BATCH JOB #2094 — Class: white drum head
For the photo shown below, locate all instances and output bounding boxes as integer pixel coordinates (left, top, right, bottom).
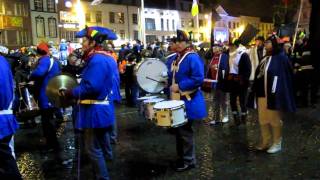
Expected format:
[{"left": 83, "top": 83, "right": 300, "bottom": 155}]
[
  {"left": 143, "top": 98, "right": 164, "bottom": 103},
  {"left": 154, "top": 100, "right": 185, "bottom": 109},
  {"left": 135, "top": 58, "right": 168, "bottom": 93},
  {"left": 137, "top": 96, "right": 158, "bottom": 101}
]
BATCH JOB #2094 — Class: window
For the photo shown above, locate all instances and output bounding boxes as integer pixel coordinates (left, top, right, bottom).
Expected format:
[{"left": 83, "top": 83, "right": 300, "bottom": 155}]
[
  {"left": 172, "top": 20, "right": 175, "bottom": 30},
  {"left": 96, "top": 11, "right": 102, "bottom": 23},
  {"left": 118, "top": 13, "right": 125, "bottom": 24},
  {"left": 7, "top": 30, "right": 18, "bottom": 45},
  {"left": 167, "top": 19, "right": 169, "bottom": 31},
  {"left": 0, "top": 30, "right": 6, "bottom": 44},
  {"left": 120, "top": 30, "right": 125, "bottom": 40},
  {"left": 145, "top": 18, "right": 155, "bottom": 30},
  {"left": 48, "top": 17, "right": 57, "bottom": 38},
  {"left": 181, "top": 20, "right": 185, "bottom": 28},
  {"left": 132, "top": 13, "right": 138, "bottom": 24},
  {"left": 109, "top": 12, "right": 115, "bottom": 23},
  {"left": 36, "top": 16, "right": 45, "bottom": 38},
  {"left": 47, "top": 0, "right": 56, "bottom": 12},
  {"left": 189, "top": 19, "right": 194, "bottom": 28},
  {"left": 233, "top": 22, "right": 236, "bottom": 29},
  {"left": 34, "top": 0, "right": 43, "bottom": 11},
  {"left": 237, "top": 22, "right": 239, "bottom": 28},
  {"left": 161, "top": 18, "right": 164, "bottom": 31},
  {"left": 180, "top": 3, "right": 184, "bottom": 10},
  {"left": 86, "top": 13, "right": 91, "bottom": 22},
  {"left": 199, "top": 19, "right": 204, "bottom": 27},
  {"left": 134, "top": 30, "right": 139, "bottom": 40},
  {"left": 200, "top": 33, "right": 204, "bottom": 41},
  {"left": 0, "top": 1, "right": 4, "bottom": 14},
  {"left": 228, "top": 22, "right": 231, "bottom": 28}
]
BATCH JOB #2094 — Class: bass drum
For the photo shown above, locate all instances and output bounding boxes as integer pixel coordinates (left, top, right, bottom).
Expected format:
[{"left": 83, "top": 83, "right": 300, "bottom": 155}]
[{"left": 135, "top": 58, "right": 168, "bottom": 94}]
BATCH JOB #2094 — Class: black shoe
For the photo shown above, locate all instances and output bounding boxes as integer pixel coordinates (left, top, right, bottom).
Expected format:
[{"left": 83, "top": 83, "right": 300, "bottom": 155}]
[
  {"left": 175, "top": 162, "right": 196, "bottom": 172},
  {"left": 241, "top": 115, "right": 247, "bottom": 124}
]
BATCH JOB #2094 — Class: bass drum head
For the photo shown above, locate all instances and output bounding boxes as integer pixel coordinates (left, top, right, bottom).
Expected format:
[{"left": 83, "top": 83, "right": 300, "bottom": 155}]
[{"left": 135, "top": 58, "right": 168, "bottom": 93}]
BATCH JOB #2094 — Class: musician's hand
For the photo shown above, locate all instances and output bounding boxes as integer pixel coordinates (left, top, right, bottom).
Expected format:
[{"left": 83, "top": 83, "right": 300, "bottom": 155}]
[
  {"left": 59, "top": 88, "right": 73, "bottom": 99},
  {"left": 59, "top": 88, "right": 66, "bottom": 97},
  {"left": 170, "top": 84, "right": 180, "bottom": 93},
  {"left": 28, "top": 81, "right": 34, "bottom": 86},
  {"left": 161, "top": 80, "right": 168, "bottom": 87}
]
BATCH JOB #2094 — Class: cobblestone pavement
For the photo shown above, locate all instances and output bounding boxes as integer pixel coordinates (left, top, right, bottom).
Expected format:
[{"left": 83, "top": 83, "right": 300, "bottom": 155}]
[{"left": 15, "top": 93, "right": 320, "bottom": 180}]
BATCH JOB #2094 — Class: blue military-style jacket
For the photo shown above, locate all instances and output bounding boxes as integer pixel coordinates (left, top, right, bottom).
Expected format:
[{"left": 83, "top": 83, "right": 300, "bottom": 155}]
[
  {"left": 0, "top": 56, "right": 19, "bottom": 139},
  {"left": 166, "top": 51, "right": 207, "bottom": 120}
]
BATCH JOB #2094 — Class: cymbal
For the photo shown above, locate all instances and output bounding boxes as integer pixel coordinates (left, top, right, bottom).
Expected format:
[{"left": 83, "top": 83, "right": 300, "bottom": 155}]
[{"left": 46, "top": 75, "right": 78, "bottom": 108}]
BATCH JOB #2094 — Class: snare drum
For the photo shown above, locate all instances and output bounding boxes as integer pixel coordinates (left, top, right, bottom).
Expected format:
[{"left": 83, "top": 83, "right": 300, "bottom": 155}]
[
  {"left": 137, "top": 96, "right": 158, "bottom": 115},
  {"left": 143, "top": 98, "right": 164, "bottom": 120},
  {"left": 153, "top": 100, "right": 187, "bottom": 128}
]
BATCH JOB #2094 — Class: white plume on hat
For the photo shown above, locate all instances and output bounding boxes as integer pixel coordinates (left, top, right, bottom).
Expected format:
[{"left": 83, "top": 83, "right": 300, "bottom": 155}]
[{"left": 0, "top": 45, "right": 9, "bottom": 55}]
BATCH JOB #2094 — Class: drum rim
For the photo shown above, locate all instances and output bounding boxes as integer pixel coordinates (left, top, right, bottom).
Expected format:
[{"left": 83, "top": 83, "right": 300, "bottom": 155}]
[
  {"left": 153, "top": 104, "right": 185, "bottom": 111},
  {"left": 134, "top": 58, "right": 167, "bottom": 94},
  {"left": 153, "top": 100, "right": 185, "bottom": 109},
  {"left": 137, "top": 95, "right": 158, "bottom": 100},
  {"left": 143, "top": 98, "right": 165, "bottom": 103}
]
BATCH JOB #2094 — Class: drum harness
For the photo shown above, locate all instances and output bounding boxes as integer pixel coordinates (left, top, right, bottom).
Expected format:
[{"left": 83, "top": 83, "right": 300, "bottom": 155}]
[{"left": 171, "top": 51, "right": 199, "bottom": 101}]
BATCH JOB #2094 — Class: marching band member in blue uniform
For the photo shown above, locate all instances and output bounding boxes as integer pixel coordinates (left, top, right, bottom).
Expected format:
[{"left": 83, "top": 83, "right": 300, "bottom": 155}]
[
  {"left": 166, "top": 30, "right": 207, "bottom": 172},
  {"left": 0, "top": 54, "right": 22, "bottom": 179},
  {"left": 62, "top": 26, "right": 116, "bottom": 180},
  {"left": 30, "top": 43, "right": 61, "bottom": 151},
  {"left": 248, "top": 35, "right": 296, "bottom": 153}
]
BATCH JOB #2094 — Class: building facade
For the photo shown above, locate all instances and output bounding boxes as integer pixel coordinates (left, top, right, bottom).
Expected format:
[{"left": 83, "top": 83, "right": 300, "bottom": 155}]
[
  {"left": 0, "top": 0, "right": 31, "bottom": 48},
  {"left": 29, "top": 0, "right": 59, "bottom": 45}
]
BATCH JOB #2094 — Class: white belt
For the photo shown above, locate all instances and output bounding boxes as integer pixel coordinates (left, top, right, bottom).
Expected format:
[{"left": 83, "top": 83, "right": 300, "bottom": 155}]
[
  {"left": 79, "top": 100, "right": 110, "bottom": 105},
  {"left": 0, "top": 110, "right": 13, "bottom": 115},
  {"left": 299, "top": 65, "right": 314, "bottom": 71}
]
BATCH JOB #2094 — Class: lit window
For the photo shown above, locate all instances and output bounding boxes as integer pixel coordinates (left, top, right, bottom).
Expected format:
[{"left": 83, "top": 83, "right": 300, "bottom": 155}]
[
  {"left": 145, "top": 18, "right": 155, "bottom": 30},
  {"left": 172, "top": 20, "right": 175, "bottom": 30},
  {"left": 34, "top": 0, "right": 43, "bottom": 11},
  {"left": 132, "top": 14, "right": 138, "bottom": 24},
  {"left": 47, "top": 0, "right": 56, "bottom": 12},
  {"left": 109, "top": 12, "right": 115, "bottom": 23},
  {"left": 86, "top": 13, "right": 91, "bottom": 22},
  {"left": 161, "top": 18, "right": 164, "bottom": 31},
  {"left": 189, "top": 19, "right": 194, "bottom": 28},
  {"left": 96, "top": 11, "right": 102, "bottom": 23},
  {"left": 134, "top": 30, "right": 139, "bottom": 40},
  {"left": 118, "top": 12, "right": 125, "bottom": 24},
  {"left": 199, "top": 19, "right": 204, "bottom": 27},
  {"left": 120, "top": 30, "right": 125, "bottom": 40}
]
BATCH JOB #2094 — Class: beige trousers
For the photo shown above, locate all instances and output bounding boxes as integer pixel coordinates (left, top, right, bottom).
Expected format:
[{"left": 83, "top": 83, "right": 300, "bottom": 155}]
[
  {"left": 257, "top": 98, "right": 282, "bottom": 127},
  {"left": 257, "top": 97, "right": 283, "bottom": 145}
]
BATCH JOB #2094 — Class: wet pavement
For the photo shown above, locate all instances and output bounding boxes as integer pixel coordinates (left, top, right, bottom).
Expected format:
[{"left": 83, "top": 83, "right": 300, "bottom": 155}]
[{"left": 15, "top": 93, "right": 320, "bottom": 180}]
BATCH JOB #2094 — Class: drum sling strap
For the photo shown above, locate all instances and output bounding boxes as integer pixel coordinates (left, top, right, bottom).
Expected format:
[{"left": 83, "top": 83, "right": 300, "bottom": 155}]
[{"left": 171, "top": 52, "right": 198, "bottom": 101}]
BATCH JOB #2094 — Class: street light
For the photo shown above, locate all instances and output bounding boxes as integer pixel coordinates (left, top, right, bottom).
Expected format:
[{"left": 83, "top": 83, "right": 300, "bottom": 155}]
[{"left": 65, "top": 0, "right": 72, "bottom": 8}]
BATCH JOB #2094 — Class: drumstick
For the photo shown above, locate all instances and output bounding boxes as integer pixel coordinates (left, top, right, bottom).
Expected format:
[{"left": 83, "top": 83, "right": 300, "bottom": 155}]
[{"left": 146, "top": 76, "right": 164, "bottom": 83}]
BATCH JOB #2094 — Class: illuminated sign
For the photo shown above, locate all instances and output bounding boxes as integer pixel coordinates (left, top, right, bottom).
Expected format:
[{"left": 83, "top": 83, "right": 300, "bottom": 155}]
[
  {"left": 60, "top": 11, "right": 79, "bottom": 23},
  {"left": 2, "top": 16, "right": 23, "bottom": 28},
  {"left": 214, "top": 28, "right": 229, "bottom": 43}
]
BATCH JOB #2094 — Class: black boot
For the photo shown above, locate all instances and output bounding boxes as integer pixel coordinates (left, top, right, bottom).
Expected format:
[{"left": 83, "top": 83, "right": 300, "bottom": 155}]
[
  {"left": 232, "top": 112, "right": 240, "bottom": 126},
  {"left": 241, "top": 113, "right": 247, "bottom": 124}
]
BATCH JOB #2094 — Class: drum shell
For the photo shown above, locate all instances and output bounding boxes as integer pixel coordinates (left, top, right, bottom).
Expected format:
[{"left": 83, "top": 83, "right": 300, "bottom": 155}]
[{"left": 154, "top": 104, "right": 187, "bottom": 128}]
